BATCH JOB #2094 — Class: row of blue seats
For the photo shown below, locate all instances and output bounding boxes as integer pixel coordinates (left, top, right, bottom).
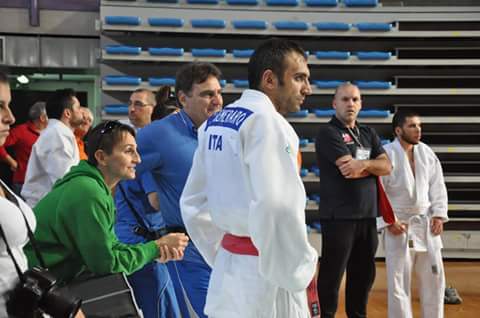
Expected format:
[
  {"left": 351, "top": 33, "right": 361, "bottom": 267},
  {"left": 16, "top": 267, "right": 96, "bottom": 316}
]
[
  {"left": 104, "top": 16, "right": 393, "bottom": 31},
  {"left": 299, "top": 137, "right": 391, "bottom": 147},
  {"left": 103, "top": 76, "right": 393, "bottom": 89},
  {"left": 106, "top": 0, "right": 378, "bottom": 7},
  {"left": 289, "top": 108, "right": 391, "bottom": 118},
  {"left": 105, "top": 45, "right": 392, "bottom": 60}
]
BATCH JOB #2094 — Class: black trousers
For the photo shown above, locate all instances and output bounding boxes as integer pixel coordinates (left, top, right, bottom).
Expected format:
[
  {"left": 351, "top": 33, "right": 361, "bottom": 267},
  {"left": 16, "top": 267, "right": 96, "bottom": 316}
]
[{"left": 317, "top": 218, "right": 378, "bottom": 318}]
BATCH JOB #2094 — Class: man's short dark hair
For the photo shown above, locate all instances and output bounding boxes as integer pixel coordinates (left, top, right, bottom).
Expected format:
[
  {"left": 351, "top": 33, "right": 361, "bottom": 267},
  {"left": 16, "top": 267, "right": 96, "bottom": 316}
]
[
  {"left": 46, "top": 88, "right": 77, "bottom": 120},
  {"left": 175, "top": 62, "right": 221, "bottom": 103},
  {"left": 85, "top": 121, "right": 136, "bottom": 166},
  {"left": 392, "top": 109, "right": 420, "bottom": 135},
  {"left": 248, "top": 38, "right": 306, "bottom": 90},
  {"left": 0, "top": 72, "right": 9, "bottom": 84}
]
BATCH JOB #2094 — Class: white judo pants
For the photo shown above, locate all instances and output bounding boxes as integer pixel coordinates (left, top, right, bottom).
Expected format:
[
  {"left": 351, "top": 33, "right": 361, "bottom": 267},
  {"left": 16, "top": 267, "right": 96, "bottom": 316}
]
[
  {"left": 384, "top": 230, "right": 445, "bottom": 318},
  {"left": 205, "top": 247, "right": 310, "bottom": 318}
]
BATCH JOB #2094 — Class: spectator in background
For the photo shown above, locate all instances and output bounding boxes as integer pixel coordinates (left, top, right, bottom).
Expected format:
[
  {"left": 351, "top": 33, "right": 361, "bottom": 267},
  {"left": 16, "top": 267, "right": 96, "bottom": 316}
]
[
  {"left": 151, "top": 86, "right": 180, "bottom": 122},
  {"left": 134, "top": 62, "right": 223, "bottom": 318},
  {"left": 315, "top": 83, "right": 392, "bottom": 318},
  {"left": 21, "top": 89, "right": 83, "bottom": 207},
  {"left": 75, "top": 107, "right": 94, "bottom": 160},
  {"left": 25, "top": 121, "right": 189, "bottom": 285},
  {"left": 127, "top": 88, "right": 156, "bottom": 130},
  {"left": 0, "top": 101, "right": 48, "bottom": 195},
  {"left": 115, "top": 87, "right": 181, "bottom": 318}
]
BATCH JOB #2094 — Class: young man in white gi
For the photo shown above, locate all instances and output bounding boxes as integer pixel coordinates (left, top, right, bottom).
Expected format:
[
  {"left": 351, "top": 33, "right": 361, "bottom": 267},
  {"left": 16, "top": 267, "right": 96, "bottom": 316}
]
[
  {"left": 180, "top": 38, "right": 318, "bottom": 317},
  {"left": 380, "top": 110, "right": 448, "bottom": 318}
]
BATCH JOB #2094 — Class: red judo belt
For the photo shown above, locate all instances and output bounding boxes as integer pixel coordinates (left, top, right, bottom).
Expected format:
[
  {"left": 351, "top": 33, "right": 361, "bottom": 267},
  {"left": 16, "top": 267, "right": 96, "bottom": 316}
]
[{"left": 221, "top": 233, "right": 320, "bottom": 317}]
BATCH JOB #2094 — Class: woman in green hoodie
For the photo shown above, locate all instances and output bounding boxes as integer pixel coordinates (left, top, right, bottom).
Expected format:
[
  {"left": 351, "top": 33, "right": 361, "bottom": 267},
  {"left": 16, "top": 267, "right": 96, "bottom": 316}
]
[{"left": 25, "top": 121, "right": 189, "bottom": 284}]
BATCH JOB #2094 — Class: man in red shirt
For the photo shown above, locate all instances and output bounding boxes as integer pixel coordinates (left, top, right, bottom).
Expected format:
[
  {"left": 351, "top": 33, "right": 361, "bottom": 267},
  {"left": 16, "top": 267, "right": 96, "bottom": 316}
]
[{"left": 0, "top": 101, "right": 48, "bottom": 194}]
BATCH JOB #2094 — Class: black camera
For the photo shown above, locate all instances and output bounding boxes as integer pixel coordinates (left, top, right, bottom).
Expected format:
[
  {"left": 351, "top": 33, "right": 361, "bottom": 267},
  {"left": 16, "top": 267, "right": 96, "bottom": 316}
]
[{"left": 6, "top": 267, "right": 82, "bottom": 318}]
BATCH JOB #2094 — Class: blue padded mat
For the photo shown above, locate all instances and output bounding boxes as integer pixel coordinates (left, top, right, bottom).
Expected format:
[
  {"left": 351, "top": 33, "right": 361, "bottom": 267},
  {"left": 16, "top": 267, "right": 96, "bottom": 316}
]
[
  {"left": 232, "top": 20, "right": 268, "bottom": 29},
  {"left": 148, "top": 18, "right": 184, "bottom": 27},
  {"left": 344, "top": 0, "right": 377, "bottom": 7},
  {"left": 232, "top": 79, "right": 249, "bottom": 87},
  {"left": 191, "top": 19, "right": 226, "bottom": 28},
  {"left": 192, "top": 48, "right": 226, "bottom": 57},
  {"left": 148, "top": 47, "right": 184, "bottom": 56},
  {"left": 105, "top": 16, "right": 141, "bottom": 26},
  {"left": 313, "top": 22, "right": 351, "bottom": 31},
  {"left": 104, "top": 76, "right": 141, "bottom": 85},
  {"left": 313, "top": 80, "right": 346, "bottom": 88},
  {"left": 356, "top": 51, "right": 391, "bottom": 60},
  {"left": 226, "top": 0, "right": 258, "bottom": 4},
  {"left": 232, "top": 49, "right": 254, "bottom": 58},
  {"left": 305, "top": 0, "right": 337, "bottom": 6},
  {"left": 357, "top": 110, "right": 390, "bottom": 117},
  {"left": 105, "top": 45, "right": 142, "bottom": 55},
  {"left": 314, "top": 109, "right": 335, "bottom": 117},
  {"left": 315, "top": 51, "right": 350, "bottom": 59},
  {"left": 273, "top": 21, "right": 309, "bottom": 30},
  {"left": 149, "top": 77, "right": 176, "bottom": 86},
  {"left": 287, "top": 109, "right": 309, "bottom": 117},
  {"left": 354, "top": 80, "right": 392, "bottom": 89},
  {"left": 266, "top": 0, "right": 299, "bottom": 6},
  {"left": 355, "top": 22, "right": 392, "bottom": 31}
]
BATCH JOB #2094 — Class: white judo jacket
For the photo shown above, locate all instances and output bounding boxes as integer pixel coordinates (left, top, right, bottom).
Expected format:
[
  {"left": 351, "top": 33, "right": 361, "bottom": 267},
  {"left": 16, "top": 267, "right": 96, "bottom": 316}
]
[
  {"left": 380, "top": 138, "right": 448, "bottom": 251},
  {"left": 181, "top": 89, "right": 318, "bottom": 317},
  {"left": 21, "top": 119, "right": 80, "bottom": 207}
]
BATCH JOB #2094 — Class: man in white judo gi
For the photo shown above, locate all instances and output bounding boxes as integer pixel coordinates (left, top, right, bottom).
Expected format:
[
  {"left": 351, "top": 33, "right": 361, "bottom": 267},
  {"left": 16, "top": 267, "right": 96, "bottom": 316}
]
[
  {"left": 380, "top": 110, "right": 448, "bottom": 318},
  {"left": 180, "top": 38, "right": 318, "bottom": 317}
]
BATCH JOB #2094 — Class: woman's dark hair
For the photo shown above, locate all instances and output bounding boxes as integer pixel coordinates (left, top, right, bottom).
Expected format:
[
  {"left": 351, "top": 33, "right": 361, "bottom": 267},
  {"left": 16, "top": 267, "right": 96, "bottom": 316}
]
[
  {"left": 85, "top": 121, "right": 136, "bottom": 166},
  {"left": 151, "top": 86, "right": 179, "bottom": 121}
]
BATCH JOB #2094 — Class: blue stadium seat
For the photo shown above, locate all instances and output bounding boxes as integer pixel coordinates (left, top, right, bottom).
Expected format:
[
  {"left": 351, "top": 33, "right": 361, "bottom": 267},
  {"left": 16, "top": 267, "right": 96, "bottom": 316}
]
[
  {"left": 299, "top": 138, "right": 310, "bottom": 147},
  {"left": 314, "top": 109, "right": 336, "bottom": 117},
  {"left": 104, "top": 76, "right": 141, "bottom": 85},
  {"left": 187, "top": 0, "right": 219, "bottom": 3},
  {"left": 313, "top": 22, "right": 351, "bottom": 31},
  {"left": 105, "top": 45, "right": 142, "bottom": 55},
  {"left": 273, "top": 21, "right": 309, "bottom": 30},
  {"left": 148, "top": 77, "right": 176, "bottom": 86},
  {"left": 315, "top": 51, "right": 350, "bottom": 59},
  {"left": 147, "top": 0, "right": 179, "bottom": 3},
  {"left": 148, "top": 18, "right": 184, "bottom": 27},
  {"left": 266, "top": 0, "right": 299, "bottom": 6},
  {"left": 313, "top": 80, "right": 346, "bottom": 88},
  {"left": 300, "top": 168, "right": 309, "bottom": 177},
  {"left": 219, "top": 79, "right": 227, "bottom": 87},
  {"left": 304, "top": 0, "right": 337, "bottom": 6},
  {"left": 191, "top": 19, "right": 226, "bottom": 28},
  {"left": 226, "top": 0, "right": 259, "bottom": 4},
  {"left": 287, "top": 109, "right": 309, "bottom": 117},
  {"left": 354, "top": 80, "right": 392, "bottom": 89},
  {"left": 148, "top": 47, "right": 184, "bottom": 56},
  {"left": 344, "top": 0, "right": 378, "bottom": 7},
  {"left": 356, "top": 51, "right": 392, "bottom": 60},
  {"left": 232, "top": 20, "right": 268, "bottom": 29},
  {"left": 310, "top": 194, "right": 321, "bottom": 203},
  {"left": 191, "top": 48, "right": 227, "bottom": 57},
  {"left": 232, "top": 79, "right": 249, "bottom": 88},
  {"left": 232, "top": 49, "right": 254, "bottom": 58},
  {"left": 355, "top": 22, "right": 392, "bottom": 32},
  {"left": 104, "top": 104, "right": 129, "bottom": 115},
  {"left": 105, "top": 16, "right": 141, "bottom": 26},
  {"left": 358, "top": 110, "right": 391, "bottom": 117},
  {"left": 381, "top": 139, "right": 391, "bottom": 145},
  {"left": 310, "top": 166, "right": 320, "bottom": 177}
]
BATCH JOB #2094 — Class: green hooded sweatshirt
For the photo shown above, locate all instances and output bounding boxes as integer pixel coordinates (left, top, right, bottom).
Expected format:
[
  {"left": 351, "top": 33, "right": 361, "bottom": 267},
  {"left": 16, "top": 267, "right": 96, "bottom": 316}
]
[{"left": 25, "top": 160, "right": 159, "bottom": 283}]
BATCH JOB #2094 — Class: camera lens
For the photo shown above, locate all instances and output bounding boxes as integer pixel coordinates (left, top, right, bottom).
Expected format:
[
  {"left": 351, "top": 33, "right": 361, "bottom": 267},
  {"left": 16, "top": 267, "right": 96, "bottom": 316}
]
[{"left": 41, "top": 286, "right": 82, "bottom": 318}]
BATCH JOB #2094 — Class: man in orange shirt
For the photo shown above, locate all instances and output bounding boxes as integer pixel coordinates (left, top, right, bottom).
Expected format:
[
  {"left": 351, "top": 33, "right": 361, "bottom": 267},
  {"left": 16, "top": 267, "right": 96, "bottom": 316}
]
[{"left": 74, "top": 107, "right": 94, "bottom": 160}]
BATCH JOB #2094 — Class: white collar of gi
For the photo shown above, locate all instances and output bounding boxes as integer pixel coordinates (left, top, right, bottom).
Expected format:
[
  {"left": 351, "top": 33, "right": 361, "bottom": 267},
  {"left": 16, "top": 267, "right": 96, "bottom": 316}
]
[{"left": 239, "top": 89, "right": 276, "bottom": 112}]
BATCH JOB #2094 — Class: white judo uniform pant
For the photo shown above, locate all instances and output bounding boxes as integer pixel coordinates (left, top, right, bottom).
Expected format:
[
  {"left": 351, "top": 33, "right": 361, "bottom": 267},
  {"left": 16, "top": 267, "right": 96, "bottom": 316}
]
[
  {"left": 205, "top": 248, "right": 310, "bottom": 318},
  {"left": 384, "top": 228, "right": 445, "bottom": 318}
]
